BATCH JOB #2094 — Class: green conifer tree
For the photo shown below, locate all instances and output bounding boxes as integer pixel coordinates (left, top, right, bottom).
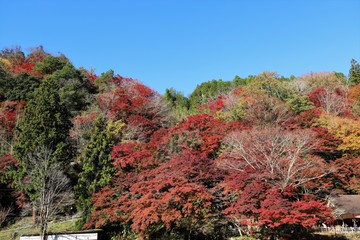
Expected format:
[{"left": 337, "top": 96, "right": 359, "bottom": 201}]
[
  {"left": 14, "top": 77, "right": 72, "bottom": 165},
  {"left": 75, "top": 116, "right": 117, "bottom": 227},
  {"left": 349, "top": 59, "right": 360, "bottom": 85}
]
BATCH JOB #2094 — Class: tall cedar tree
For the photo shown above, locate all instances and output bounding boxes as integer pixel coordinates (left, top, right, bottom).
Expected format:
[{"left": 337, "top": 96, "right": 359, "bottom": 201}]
[
  {"left": 349, "top": 59, "right": 360, "bottom": 85},
  {"left": 75, "top": 116, "right": 115, "bottom": 226},
  {"left": 14, "top": 77, "right": 72, "bottom": 179}
]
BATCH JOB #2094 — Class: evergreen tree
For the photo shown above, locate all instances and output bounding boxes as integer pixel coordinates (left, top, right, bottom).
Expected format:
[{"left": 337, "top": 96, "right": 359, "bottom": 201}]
[
  {"left": 48, "top": 63, "right": 96, "bottom": 116},
  {"left": 349, "top": 59, "right": 360, "bottom": 85},
  {"left": 14, "top": 77, "right": 72, "bottom": 165},
  {"left": 0, "top": 64, "right": 10, "bottom": 101},
  {"left": 75, "top": 116, "right": 116, "bottom": 226},
  {"left": 4, "top": 72, "right": 41, "bottom": 101}
]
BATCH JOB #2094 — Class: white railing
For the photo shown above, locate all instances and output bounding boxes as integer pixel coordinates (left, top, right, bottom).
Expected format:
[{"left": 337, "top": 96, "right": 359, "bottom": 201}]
[{"left": 318, "top": 227, "right": 360, "bottom": 232}]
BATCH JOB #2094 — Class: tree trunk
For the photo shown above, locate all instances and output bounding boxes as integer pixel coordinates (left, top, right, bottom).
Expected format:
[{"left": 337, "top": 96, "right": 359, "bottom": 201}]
[
  {"left": 32, "top": 206, "right": 37, "bottom": 227},
  {"left": 40, "top": 221, "right": 47, "bottom": 240}
]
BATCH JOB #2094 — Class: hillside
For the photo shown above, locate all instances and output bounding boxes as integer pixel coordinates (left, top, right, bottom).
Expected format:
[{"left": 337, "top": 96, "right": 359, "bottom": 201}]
[{"left": 0, "top": 46, "right": 360, "bottom": 240}]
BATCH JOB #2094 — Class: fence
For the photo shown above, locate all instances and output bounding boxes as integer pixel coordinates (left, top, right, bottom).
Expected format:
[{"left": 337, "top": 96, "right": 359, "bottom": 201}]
[{"left": 318, "top": 227, "right": 360, "bottom": 232}]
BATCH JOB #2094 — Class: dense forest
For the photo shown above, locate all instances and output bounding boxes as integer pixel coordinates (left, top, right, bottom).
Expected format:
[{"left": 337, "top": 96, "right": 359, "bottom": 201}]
[{"left": 0, "top": 46, "right": 360, "bottom": 240}]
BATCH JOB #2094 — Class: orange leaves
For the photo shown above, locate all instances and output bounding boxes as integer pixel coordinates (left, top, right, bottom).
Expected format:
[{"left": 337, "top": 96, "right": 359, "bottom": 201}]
[{"left": 315, "top": 114, "right": 360, "bottom": 152}]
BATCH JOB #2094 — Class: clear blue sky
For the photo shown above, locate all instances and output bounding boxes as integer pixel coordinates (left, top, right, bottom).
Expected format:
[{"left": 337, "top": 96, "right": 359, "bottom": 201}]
[{"left": 1, "top": 0, "right": 359, "bottom": 95}]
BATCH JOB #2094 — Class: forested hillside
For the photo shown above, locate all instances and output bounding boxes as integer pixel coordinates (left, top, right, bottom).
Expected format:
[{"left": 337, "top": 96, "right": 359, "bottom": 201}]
[{"left": 0, "top": 46, "right": 360, "bottom": 240}]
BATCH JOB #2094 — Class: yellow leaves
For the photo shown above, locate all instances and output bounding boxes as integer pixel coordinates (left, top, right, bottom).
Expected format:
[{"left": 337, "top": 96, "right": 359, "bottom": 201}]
[
  {"left": 216, "top": 98, "right": 246, "bottom": 121},
  {"left": 316, "top": 114, "right": 360, "bottom": 151},
  {"left": 107, "top": 119, "right": 125, "bottom": 135},
  {"left": 0, "top": 58, "right": 11, "bottom": 68}
]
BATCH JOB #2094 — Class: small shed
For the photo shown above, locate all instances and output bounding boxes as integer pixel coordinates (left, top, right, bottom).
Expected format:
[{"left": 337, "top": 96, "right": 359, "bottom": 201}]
[
  {"left": 328, "top": 195, "right": 360, "bottom": 226},
  {"left": 20, "top": 230, "right": 103, "bottom": 240}
]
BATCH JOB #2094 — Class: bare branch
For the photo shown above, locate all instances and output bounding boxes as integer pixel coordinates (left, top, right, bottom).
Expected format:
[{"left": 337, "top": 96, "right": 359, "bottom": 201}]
[
  {"left": 220, "top": 127, "right": 330, "bottom": 191},
  {"left": 23, "top": 146, "right": 74, "bottom": 240}
]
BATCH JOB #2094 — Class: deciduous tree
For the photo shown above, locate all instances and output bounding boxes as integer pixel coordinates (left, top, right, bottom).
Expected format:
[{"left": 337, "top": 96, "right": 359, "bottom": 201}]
[
  {"left": 219, "top": 127, "right": 329, "bottom": 191},
  {"left": 23, "top": 147, "right": 73, "bottom": 240}
]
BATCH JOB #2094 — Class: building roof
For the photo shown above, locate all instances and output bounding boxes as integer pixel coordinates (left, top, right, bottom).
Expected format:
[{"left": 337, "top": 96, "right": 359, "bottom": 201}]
[
  {"left": 20, "top": 229, "right": 103, "bottom": 236},
  {"left": 328, "top": 195, "right": 360, "bottom": 219}
]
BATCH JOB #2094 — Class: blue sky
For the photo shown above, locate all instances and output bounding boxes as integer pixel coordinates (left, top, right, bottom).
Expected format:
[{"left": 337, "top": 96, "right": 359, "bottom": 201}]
[{"left": 0, "top": 0, "right": 359, "bottom": 95}]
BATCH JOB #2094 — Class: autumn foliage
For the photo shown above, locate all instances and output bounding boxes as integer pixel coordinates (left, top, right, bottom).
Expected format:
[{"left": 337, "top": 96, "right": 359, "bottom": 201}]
[{"left": 0, "top": 47, "right": 359, "bottom": 239}]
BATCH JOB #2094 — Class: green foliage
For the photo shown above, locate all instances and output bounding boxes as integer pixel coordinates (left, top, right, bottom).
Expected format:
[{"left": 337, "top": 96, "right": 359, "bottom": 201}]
[
  {"left": 164, "top": 88, "right": 189, "bottom": 109},
  {"left": 163, "top": 88, "right": 190, "bottom": 121},
  {"left": 286, "top": 95, "right": 314, "bottom": 113},
  {"left": 47, "top": 63, "right": 96, "bottom": 115},
  {"left": 0, "top": 217, "right": 78, "bottom": 240},
  {"left": 232, "top": 75, "right": 255, "bottom": 86},
  {"left": 349, "top": 59, "right": 360, "bottom": 85},
  {"left": 14, "top": 77, "right": 72, "bottom": 165},
  {"left": 0, "top": 64, "right": 11, "bottom": 101},
  {"left": 75, "top": 116, "right": 120, "bottom": 226},
  {"left": 247, "top": 72, "right": 295, "bottom": 100},
  {"left": 34, "top": 55, "right": 69, "bottom": 75},
  {"left": 47, "top": 62, "right": 79, "bottom": 81},
  {"left": 3, "top": 45, "right": 360, "bottom": 240},
  {"left": 189, "top": 79, "right": 233, "bottom": 107},
  {"left": 95, "top": 69, "right": 114, "bottom": 88},
  {"left": 3, "top": 72, "right": 41, "bottom": 101},
  {"left": 217, "top": 98, "right": 246, "bottom": 121},
  {"left": 187, "top": 75, "right": 255, "bottom": 110}
]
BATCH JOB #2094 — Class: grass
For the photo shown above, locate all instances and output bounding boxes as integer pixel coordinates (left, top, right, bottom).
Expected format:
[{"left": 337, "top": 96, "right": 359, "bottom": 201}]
[
  {"left": 0, "top": 217, "right": 79, "bottom": 240},
  {"left": 315, "top": 232, "right": 360, "bottom": 240},
  {"left": 2, "top": 220, "right": 360, "bottom": 240}
]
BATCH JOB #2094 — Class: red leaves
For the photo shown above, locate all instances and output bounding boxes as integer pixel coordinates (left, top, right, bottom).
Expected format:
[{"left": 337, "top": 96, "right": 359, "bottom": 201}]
[
  {"left": 220, "top": 126, "right": 328, "bottom": 191},
  {"left": 331, "top": 156, "right": 360, "bottom": 193},
  {"left": 0, "top": 101, "right": 25, "bottom": 141},
  {"left": 198, "top": 96, "right": 225, "bottom": 114},
  {"left": 223, "top": 178, "right": 332, "bottom": 231},
  {"left": 83, "top": 70, "right": 351, "bottom": 238},
  {"left": 90, "top": 152, "right": 218, "bottom": 236},
  {"left": 308, "top": 87, "right": 349, "bottom": 116},
  {"left": 311, "top": 127, "right": 342, "bottom": 153},
  {"left": 89, "top": 114, "right": 230, "bottom": 237},
  {"left": 308, "top": 88, "right": 326, "bottom": 108},
  {"left": 0, "top": 154, "right": 18, "bottom": 172},
  {"left": 166, "top": 114, "right": 231, "bottom": 158},
  {"left": 289, "top": 200, "right": 333, "bottom": 227},
  {"left": 112, "top": 142, "right": 155, "bottom": 171},
  {"left": 128, "top": 179, "right": 213, "bottom": 235},
  {"left": 6, "top": 52, "right": 47, "bottom": 77},
  {"left": 97, "top": 75, "right": 159, "bottom": 122},
  {"left": 125, "top": 115, "right": 157, "bottom": 141},
  {"left": 219, "top": 126, "right": 332, "bottom": 234}
]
